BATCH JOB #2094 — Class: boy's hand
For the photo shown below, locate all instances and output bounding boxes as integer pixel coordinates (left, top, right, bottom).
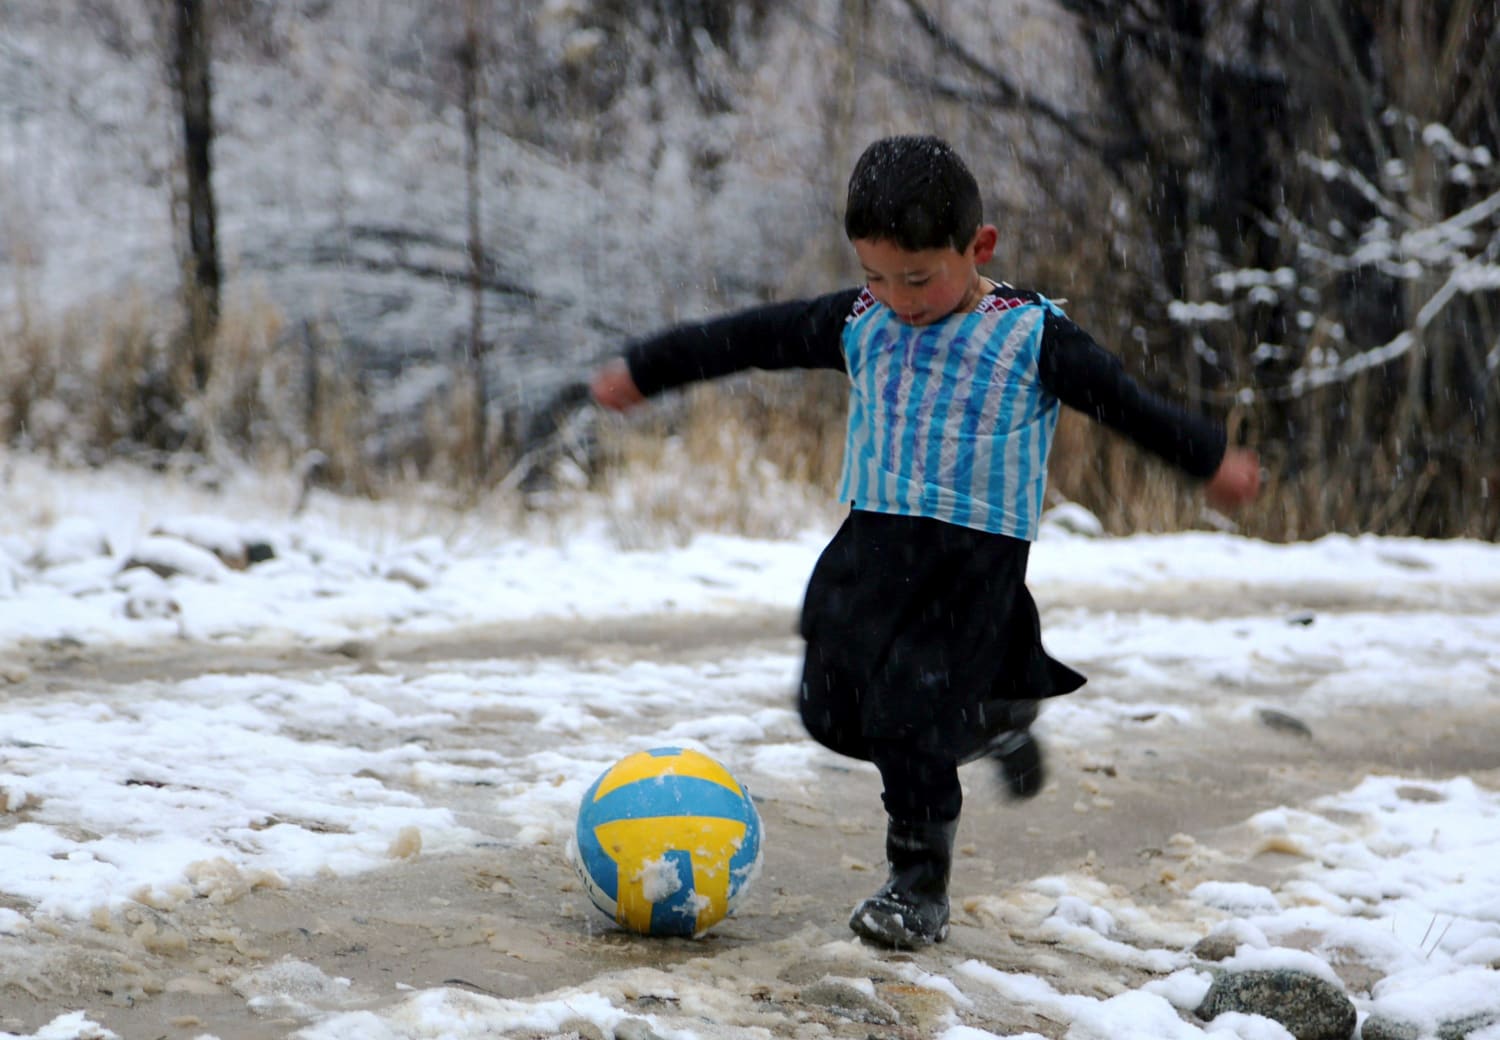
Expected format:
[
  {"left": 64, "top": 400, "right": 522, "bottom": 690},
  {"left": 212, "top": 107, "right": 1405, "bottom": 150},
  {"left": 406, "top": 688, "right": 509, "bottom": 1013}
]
[
  {"left": 1204, "top": 448, "right": 1262, "bottom": 511},
  {"left": 590, "top": 358, "right": 646, "bottom": 412}
]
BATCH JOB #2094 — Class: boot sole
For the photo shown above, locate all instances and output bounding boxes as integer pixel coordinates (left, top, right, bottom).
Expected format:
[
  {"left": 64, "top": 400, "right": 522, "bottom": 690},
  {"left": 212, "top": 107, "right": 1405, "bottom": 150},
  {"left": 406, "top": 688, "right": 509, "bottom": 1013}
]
[{"left": 849, "top": 901, "right": 950, "bottom": 949}]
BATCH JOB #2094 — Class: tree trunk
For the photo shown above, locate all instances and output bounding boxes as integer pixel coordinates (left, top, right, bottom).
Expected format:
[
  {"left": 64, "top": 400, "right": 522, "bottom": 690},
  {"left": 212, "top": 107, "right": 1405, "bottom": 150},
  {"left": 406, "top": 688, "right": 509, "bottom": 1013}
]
[
  {"left": 170, "top": 0, "right": 220, "bottom": 391},
  {"left": 461, "top": 0, "right": 488, "bottom": 486}
]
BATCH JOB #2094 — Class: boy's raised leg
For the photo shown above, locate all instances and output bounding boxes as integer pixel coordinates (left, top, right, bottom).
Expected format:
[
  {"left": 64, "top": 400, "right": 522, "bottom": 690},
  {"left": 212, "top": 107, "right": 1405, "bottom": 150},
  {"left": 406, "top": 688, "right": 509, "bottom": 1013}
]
[
  {"left": 978, "top": 698, "right": 1044, "bottom": 799},
  {"left": 990, "top": 727, "right": 1046, "bottom": 798}
]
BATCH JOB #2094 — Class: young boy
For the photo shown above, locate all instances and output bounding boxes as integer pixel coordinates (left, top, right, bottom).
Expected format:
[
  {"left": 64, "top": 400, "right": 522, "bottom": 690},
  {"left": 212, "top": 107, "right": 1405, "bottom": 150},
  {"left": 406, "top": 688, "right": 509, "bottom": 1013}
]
[{"left": 590, "top": 135, "right": 1261, "bottom": 949}]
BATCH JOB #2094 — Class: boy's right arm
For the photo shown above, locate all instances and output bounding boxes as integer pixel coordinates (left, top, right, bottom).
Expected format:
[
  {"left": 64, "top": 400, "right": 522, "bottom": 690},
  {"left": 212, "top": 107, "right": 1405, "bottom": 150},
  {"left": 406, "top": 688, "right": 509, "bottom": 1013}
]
[{"left": 590, "top": 289, "right": 860, "bottom": 411}]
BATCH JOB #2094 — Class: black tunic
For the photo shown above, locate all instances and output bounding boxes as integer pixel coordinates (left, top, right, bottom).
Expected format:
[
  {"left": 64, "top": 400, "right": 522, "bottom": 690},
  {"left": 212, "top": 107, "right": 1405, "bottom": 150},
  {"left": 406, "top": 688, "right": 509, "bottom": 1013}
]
[{"left": 624, "top": 286, "right": 1227, "bottom": 760}]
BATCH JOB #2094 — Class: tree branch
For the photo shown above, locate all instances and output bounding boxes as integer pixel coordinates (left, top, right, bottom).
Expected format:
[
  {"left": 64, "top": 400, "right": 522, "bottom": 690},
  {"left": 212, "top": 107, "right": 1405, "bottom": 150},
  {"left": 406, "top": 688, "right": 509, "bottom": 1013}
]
[
  {"left": 1451, "top": 13, "right": 1500, "bottom": 134},
  {"left": 895, "top": 0, "right": 1142, "bottom": 162},
  {"left": 1311, "top": 0, "right": 1393, "bottom": 171}
]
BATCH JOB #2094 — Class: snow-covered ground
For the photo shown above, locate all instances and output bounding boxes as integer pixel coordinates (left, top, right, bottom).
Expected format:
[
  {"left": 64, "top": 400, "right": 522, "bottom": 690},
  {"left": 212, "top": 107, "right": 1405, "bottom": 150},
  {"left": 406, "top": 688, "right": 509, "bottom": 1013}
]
[{"left": 2, "top": 450, "right": 1499, "bottom": 1039}]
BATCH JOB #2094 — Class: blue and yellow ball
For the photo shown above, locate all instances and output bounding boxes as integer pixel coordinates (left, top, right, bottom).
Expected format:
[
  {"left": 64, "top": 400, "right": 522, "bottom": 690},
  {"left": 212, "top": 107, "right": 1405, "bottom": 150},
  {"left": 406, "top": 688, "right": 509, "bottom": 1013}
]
[{"left": 572, "top": 747, "right": 763, "bottom": 937}]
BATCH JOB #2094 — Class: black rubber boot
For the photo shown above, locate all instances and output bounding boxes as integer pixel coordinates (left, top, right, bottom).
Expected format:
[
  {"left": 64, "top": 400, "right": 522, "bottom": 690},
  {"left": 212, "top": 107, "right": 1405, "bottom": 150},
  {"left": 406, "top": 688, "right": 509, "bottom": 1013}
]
[
  {"left": 848, "top": 817, "right": 957, "bottom": 948},
  {"left": 990, "top": 728, "right": 1045, "bottom": 798}
]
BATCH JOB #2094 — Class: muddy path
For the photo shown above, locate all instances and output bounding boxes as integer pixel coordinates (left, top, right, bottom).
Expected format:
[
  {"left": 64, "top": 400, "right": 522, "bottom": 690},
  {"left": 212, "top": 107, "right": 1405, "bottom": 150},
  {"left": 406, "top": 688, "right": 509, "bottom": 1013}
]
[
  {"left": 14, "top": 565, "right": 1493, "bottom": 698},
  {"left": 3, "top": 593, "right": 1498, "bottom": 1039}
]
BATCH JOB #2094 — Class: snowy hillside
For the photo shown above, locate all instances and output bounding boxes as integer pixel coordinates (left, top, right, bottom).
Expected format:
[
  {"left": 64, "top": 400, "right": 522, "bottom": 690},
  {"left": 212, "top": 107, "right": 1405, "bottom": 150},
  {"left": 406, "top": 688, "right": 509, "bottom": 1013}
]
[{"left": 0, "top": 0, "right": 848, "bottom": 419}]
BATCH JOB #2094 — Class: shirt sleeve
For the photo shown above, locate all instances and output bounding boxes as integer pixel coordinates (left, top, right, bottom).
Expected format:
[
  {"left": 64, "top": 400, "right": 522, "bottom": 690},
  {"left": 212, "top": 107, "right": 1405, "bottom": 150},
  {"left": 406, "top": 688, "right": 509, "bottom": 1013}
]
[
  {"left": 624, "top": 288, "right": 860, "bottom": 398},
  {"left": 1037, "top": 309, "right": 1227, "bottom": 480}
]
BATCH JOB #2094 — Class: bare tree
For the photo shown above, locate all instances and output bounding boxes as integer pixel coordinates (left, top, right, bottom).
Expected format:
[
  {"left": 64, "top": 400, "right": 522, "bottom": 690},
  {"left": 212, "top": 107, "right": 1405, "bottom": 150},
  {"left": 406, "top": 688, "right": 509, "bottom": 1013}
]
[
  {"left": 166, "top": 0, "right": 220, "bottom": 392},
  {"left": 875, "top": 0, "right": 1499, "bottom": 538},
  {"left": 459, "top": 0, "right": 490, "bottom": 487}
]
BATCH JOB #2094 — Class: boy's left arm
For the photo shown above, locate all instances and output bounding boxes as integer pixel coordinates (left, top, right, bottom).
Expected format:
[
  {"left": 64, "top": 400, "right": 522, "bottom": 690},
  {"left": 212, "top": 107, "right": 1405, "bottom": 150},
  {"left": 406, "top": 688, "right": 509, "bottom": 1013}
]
[
  {"left": 1202, "top": 448, "right": 1261, "bottom": 510},
  {"left": 1039, "top": 312, "right": 1260, "bottom": 509}
]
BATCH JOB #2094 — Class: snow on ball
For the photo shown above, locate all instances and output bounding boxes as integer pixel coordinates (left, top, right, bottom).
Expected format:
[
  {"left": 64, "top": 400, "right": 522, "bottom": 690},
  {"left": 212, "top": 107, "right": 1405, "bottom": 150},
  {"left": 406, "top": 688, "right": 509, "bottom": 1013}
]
[{"left": 571, "top": 747, "right": 763, "bottom": 938}]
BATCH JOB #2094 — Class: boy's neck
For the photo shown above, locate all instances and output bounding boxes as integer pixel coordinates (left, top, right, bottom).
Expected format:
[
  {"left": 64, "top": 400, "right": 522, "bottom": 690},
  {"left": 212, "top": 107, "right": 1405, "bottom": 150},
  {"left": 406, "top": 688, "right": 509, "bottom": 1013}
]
[{"left": 953, "top": 275, "right": 995, "bottom": 316}]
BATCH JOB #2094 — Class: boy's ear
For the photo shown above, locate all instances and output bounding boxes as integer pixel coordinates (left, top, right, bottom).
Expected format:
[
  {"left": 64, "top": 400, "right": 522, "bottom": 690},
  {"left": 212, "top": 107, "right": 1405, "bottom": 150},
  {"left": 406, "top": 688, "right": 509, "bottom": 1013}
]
[{"left": 970, "top": 224, "right": 999, "bottom": 264}]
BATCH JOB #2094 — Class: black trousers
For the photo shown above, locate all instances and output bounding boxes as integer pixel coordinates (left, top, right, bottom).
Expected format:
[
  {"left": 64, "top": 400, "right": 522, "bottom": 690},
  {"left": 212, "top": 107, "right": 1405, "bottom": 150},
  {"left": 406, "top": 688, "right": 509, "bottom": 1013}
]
[
  {"left": 797, "top": 511, "right": 1080, "bottom": 824},
  {"left": 800, "top": 664, "right": 1038, "bottom": 823}
]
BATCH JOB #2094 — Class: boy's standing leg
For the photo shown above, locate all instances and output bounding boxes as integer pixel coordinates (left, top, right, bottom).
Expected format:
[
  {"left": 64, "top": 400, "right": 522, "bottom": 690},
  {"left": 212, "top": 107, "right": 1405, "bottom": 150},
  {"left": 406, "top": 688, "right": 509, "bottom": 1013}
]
[
  {"left": 800, "top": 643, "right": 960, "bottom": 948},
  {"left": 847, "top": 742, "right": 963, "bottom": 948},
  {"left": 841, "top": 705, "right": 1047, "bottom": 948}
]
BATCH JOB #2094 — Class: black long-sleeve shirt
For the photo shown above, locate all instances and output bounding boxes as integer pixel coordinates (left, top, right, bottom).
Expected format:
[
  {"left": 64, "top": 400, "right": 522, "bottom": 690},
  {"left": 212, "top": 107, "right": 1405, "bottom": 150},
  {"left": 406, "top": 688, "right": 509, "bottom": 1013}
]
[{"left": 625, "top": 286, "right": 1226, "bottom": 481}]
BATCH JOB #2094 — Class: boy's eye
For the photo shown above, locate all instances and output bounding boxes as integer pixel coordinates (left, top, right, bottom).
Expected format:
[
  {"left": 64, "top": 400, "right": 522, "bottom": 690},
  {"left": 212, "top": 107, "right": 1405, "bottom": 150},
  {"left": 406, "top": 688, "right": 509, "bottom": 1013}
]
[{"left": 905, "top": 277, "right": 930, "bottom": 287}]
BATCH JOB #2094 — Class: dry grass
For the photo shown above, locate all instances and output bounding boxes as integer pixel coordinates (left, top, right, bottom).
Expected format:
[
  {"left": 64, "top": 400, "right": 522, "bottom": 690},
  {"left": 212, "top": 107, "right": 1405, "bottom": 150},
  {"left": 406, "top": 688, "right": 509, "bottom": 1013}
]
[
  {"left": 2, "top": 291, "right": 366, "bottom": 487},
  {"left": 1, "top": 299, "right": 161, "bottom": 460},
  {"left": 4, "top": 291, "right": 1493, "bottom": 544},
  {"left": 595, "top": 373, "right": 847, "bottom": 546}
]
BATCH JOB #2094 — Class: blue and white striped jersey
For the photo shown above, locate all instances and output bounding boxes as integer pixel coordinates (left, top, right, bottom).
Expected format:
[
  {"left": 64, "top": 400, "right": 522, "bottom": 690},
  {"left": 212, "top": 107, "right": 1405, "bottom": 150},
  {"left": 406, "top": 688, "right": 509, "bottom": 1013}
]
[
  {"left": 836, "top": 290, "right": 1065, "bottom": 540},
  {"left": 621, "top": 284, "right": 1227, "bottom": 536}
]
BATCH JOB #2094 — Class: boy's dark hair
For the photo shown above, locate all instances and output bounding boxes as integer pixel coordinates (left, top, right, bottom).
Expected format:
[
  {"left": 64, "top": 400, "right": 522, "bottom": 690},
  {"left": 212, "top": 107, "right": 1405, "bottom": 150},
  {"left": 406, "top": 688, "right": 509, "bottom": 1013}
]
[{"left": 844, "top": 135, "right": 983, "bottom": 253}]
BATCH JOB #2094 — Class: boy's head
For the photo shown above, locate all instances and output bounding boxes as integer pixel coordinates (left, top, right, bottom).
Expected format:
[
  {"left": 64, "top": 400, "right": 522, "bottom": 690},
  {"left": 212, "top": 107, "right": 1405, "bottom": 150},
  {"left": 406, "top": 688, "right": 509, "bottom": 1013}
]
[
  {"left": 844, "top": 135, "right": 998, "bottom": 326},
  {"left": 844, "top": 135, "right": 982, "bottom": 253}
]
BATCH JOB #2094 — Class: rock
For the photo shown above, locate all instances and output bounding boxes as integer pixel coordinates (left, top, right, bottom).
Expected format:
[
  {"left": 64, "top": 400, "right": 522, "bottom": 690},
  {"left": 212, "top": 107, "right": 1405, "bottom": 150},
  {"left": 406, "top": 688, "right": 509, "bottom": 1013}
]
[
  {"left": 1257, "top": 708, "right": 1314, "bottom": 739},
  {"left": 613, "top": 1019, "right": 667, "bottom": 1040},
  {"left": 877, "top": 982, "right": 953, "bottom": 1032},
  {"left": 555, "top": 1018, "right": 607, "bottom": 1040},
  {"left": 1361, "top": 1015, "right": 1420, "bottom": 1040},
  {"left": 37, "top": 516, "right": 111, "bottom": 568},
  {"left": 124, "top": 589, "right": 182, "bottom": 621},
  {"left": 777, "top": 954, "right": 882, "bottom": 986},
  {"left": 151, "top": 516, "right": 255, "bottom": 569},
  {"left": 384, "top": 557, "right": 435, "bottom": 590},
  {"left": 1195, "top": 969, "right": 1356, "bottom": 1040},
  {"left": 331, "top": 639, "right": 374, "bottom": 660},
  {"left": 1438, "top": 1011, "right": 1500, "bottom": 1040},
  {"left": 122, "top": 536, "right": 229, "bottom": 582},
  {"left": 1394, "top": 784, "right": 1445, "bottom": 804},
  {"left": 1362, "top": 1010, "right": 1500, "bottom": 1040},
  {"left": 1375, "top": 549, "right": 1433, "bottom": 571},
  {"left": 1192, "top": 932, "right": 1240, "bottom": 962},
  {"left": 799, "top": 975, "right": 899, "bottom": 1025}
]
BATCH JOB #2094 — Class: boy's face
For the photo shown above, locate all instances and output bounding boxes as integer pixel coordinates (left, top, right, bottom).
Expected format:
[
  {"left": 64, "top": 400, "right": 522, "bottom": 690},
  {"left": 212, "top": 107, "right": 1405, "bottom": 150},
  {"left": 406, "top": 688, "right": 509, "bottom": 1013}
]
[{"left": 852, "top": 227, "right": 997, "bottom": 326}]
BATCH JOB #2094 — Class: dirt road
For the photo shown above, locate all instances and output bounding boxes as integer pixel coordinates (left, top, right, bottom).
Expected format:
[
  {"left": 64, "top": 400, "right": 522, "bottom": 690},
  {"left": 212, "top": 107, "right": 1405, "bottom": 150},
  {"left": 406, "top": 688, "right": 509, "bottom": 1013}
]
[{"left": 3, "top": 588, "right": 1497, "bottom": 1039}]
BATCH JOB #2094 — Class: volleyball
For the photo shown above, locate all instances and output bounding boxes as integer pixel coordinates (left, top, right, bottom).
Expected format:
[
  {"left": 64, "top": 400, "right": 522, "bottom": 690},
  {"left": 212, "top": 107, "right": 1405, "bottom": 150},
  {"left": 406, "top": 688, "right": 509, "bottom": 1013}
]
[{"left": 572, "top": 747, "right": 763, "bottom": 937}]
